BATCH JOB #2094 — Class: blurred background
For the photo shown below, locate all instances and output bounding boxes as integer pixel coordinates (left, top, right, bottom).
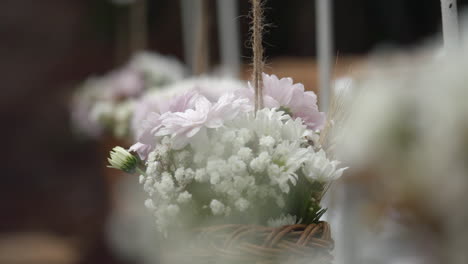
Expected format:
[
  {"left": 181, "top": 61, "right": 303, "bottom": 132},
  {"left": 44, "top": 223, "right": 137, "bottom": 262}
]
[{"left": 1, "top": 0, "right": 467, "bottom": 263}]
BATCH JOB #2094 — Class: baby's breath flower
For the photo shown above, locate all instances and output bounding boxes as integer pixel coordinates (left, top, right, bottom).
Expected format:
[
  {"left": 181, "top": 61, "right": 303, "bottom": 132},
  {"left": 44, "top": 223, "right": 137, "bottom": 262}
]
[
  {"left": 174, "top": 168, "right": 185, "bottom": 184},
  {"left": 136, "top": 108, "right": 344, "bottom": 233},
  {"left": 234, "top": 198, "right": 250, "bottom": 211},
  {"left": 144, "top": 199, "right": 156, "bottom": 210},
  {"left": 177, "top": 191, "right": 192, "bottom": 204},
  {"left": 267, "top": 214, "right": 300, "bottom": 227},
  {"left": 194, "top": 168, "right": 208, "bottom": 182},
  {"left": 237, "top": 147, "right": 253, "bottom": 162},
  {"left": 250, "top": 152, "right": 271, "bottom": 173},
  {"left": 156, "top": 172, "right": 175, "bottom": 197},
  {"left": 260, "top": 135, "right": 276, "bottom": 149},
  {"left": 210, "top": 199, "right": 225, "bottom": 215},
  {"left": 209, "top": 172, "right": 221, "bottom": 185}
]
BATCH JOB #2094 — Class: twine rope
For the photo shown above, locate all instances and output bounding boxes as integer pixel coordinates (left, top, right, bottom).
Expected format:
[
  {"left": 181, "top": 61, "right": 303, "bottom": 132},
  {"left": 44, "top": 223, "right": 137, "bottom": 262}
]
[{"left": 251, "top": 0, "right": 264, "bottom": 111}]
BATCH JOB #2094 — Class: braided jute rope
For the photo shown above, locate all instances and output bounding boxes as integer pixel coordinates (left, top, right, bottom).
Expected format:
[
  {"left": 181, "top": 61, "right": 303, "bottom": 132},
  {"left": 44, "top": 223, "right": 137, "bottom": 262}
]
[
  {"left": 251, "top": 0, "right": 264, "bottom": 112},
  {"left": 190, "top": 222, "right": 334, "bottom": 264}
]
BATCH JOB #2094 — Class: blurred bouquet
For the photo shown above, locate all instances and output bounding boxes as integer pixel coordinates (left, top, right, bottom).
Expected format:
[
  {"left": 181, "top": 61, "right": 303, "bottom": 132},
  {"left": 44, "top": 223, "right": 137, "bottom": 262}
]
[
  {"left": 71, "top": 52, "right": 186, "bottom": 139},
  {"left": 108, "top": 73, "right": 346, "bottom": 262},
  {"left": 335, "top": 43, "right": 468, "bottom": 263}
]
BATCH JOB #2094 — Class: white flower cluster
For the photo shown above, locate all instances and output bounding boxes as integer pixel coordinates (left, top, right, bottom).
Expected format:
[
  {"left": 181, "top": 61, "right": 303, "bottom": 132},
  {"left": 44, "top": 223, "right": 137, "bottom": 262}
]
[
  {"left": 140, "top": 108, "right": 345, "bottom": 233},
  {"left": 267, "top": 214, "right": 300, "bottom": 227}
]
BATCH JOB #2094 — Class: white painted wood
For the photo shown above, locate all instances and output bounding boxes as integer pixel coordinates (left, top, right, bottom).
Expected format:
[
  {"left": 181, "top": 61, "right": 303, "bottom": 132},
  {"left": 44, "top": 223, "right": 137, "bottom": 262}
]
[
  {"left": 316, "top": 0, "right": 333, "bottom": 112},
  {"left": 180, "top": 0, "right": 200, "bottom": 74},
  {"left": 216, "top": 0, "right": 241, "bottom": 77},
  {"left": 441, "top": 0, "right": 459, "bottom": 52}
]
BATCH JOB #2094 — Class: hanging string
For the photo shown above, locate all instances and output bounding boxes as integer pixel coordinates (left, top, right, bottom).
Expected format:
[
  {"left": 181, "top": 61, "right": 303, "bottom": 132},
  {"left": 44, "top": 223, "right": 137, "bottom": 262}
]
[{"left": 251, "top": 0, "right": 264, "bottom": 111}]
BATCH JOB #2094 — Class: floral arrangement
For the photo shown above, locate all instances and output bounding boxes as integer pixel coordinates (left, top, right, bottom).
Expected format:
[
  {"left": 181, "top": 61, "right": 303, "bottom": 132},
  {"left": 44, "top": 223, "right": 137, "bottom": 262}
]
[
  {"left": 333, "top": 41, "right": 468, "bottom": 263},
  {"left": 109, "top": 73, "right": 346, "bottom": 236},
  {"left": 71, "top": 52, "right": 186, "bottom": 139}
]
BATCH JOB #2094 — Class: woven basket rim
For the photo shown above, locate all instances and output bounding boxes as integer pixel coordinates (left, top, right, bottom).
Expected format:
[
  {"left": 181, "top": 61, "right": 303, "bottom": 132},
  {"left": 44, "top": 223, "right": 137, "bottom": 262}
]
[{"left": 190, "top": 221, "right": 334, "bottom": 263}]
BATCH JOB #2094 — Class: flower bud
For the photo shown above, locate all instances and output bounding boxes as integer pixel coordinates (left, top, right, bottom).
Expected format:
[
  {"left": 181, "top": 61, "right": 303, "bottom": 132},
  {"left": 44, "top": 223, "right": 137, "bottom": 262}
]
[{"left": 108, "top": 146, "right": 139, "bottom": 173}]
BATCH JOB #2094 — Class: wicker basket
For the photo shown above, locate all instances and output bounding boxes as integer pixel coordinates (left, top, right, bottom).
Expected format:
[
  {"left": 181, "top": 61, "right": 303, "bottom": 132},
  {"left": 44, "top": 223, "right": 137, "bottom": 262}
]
[{"left": 189, "top": 221, "right": 334, "bottom": 264}]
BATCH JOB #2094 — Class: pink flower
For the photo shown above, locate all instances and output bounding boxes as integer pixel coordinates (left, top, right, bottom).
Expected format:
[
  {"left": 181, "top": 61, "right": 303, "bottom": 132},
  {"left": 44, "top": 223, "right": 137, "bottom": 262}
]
[
  {"left": 167, "top": 90, "right": 200, "bottom": 113},
  {"left": 205, "top": 93, "right": 252, "bottom": 128},
  {"left": 130, "top": 78, "right": 252, "bottom": 156},
  {"left": 156, "top": 96, "right": 211, "bottom": 149},
  {"left": 130, "top": 91, "right": 200, "bottom": 159},
  {"left": 238, "top": 73, "right": 326, "bottom": 130},
  {"left": 130, "top": 90, "right": 250, "bottom": 156},
  {"left": 155, "top": 93, "right": 251, "bottom": 150},
  {"left": 129, "top": 112, "right": 161, "bottom": 159}
]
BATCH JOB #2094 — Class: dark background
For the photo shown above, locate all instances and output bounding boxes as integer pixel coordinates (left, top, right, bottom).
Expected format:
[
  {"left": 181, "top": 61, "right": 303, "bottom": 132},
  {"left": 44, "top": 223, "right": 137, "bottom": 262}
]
[{"left": 0, "top": 0, "right": 466, "bottom": 263}]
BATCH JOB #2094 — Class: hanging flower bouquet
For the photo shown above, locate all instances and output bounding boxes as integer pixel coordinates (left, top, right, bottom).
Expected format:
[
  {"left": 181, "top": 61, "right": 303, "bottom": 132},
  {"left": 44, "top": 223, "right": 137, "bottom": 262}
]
[
  {"left": 108, "top": 73, "right": 346, "bottom": 263},
  {"left": 71, "top": 52, "right": 186, "bottom": 139}
]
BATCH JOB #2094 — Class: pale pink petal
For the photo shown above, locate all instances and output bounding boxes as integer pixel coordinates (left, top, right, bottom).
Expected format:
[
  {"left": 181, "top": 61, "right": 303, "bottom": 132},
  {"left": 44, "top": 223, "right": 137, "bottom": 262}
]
[
  {"left": 132, "top": 112, "right": 161, "bottom": 157},
  {"left": 261, "top": 73, "right": 325, "bottom": 130},
  {"left": 263, "top": 95, "right": 281, "bottom": 108},
  {"left": 129, "top": 142, "right": 153, "bottom": 160},
  {"left": 131, "top": 95, "right": 168, "bottom": 139},
  {"left": 296, "top": 111, "right": 326, "bottom": 130},
  {"left": 186, "top": 126, "right": 201, "bottom": 138},
  {"left": 168, "top": 90, "right": 200, "bottom": 112},
  {"left": 206, "top": 94, "right": 251, "bottom": 128}
]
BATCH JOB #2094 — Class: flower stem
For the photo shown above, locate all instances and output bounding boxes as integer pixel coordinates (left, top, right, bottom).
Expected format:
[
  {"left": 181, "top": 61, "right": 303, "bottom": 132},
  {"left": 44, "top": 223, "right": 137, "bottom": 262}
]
[{"left": 136, "top": 166, "right": 146, "bottom": 176}]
